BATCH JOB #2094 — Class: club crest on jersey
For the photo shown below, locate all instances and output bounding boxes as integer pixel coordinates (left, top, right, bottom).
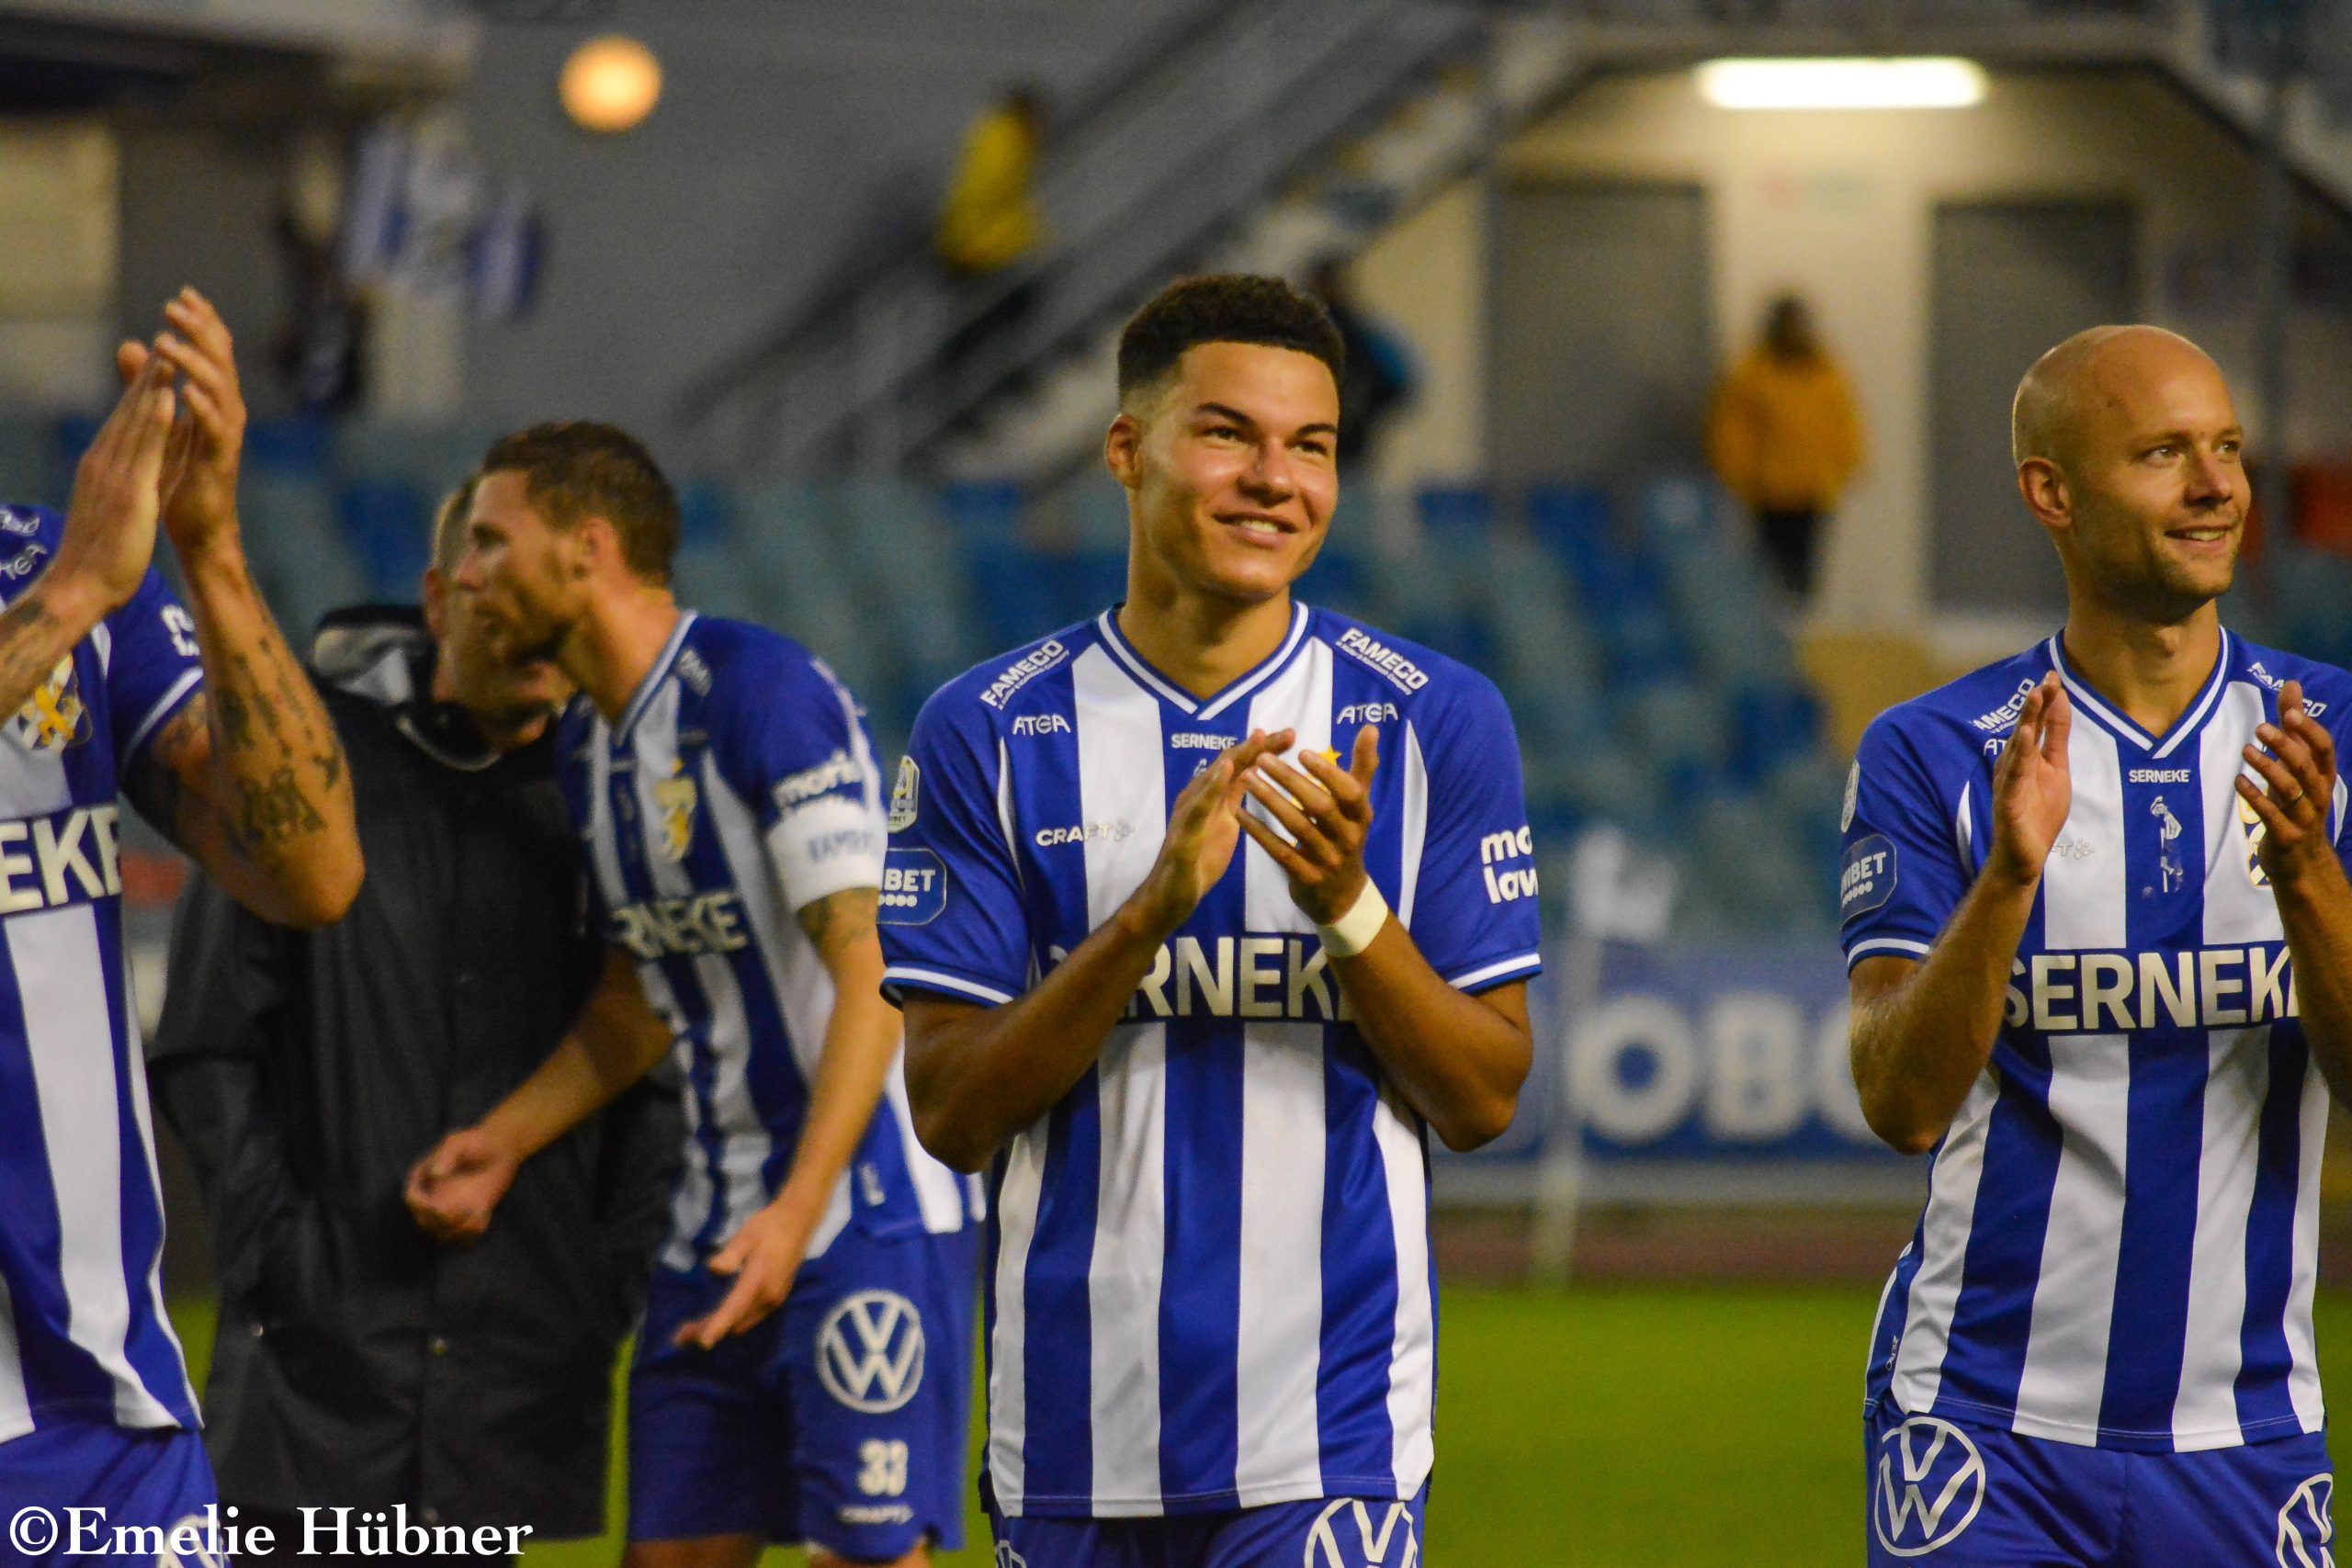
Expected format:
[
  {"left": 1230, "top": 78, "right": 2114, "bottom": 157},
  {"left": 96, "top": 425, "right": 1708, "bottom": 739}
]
[
  {"left": 2241, "top": 790, "right": 2273, "bottom": 888},
  {"left": 888, "top": 755, "right": 921, "bottom": 833},
  {"left": 654, "top": 764, "right": 697, "bottom": 863},
  {"left": 7, "top": 656, "right": 88, "bottom": 754}
]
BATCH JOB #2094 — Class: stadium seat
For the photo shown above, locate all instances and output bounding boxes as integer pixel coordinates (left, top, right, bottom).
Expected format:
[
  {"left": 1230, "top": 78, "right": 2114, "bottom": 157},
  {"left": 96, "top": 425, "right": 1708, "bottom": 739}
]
[{"left": 336, "top": 478, "right": 430, "bottom": 603}]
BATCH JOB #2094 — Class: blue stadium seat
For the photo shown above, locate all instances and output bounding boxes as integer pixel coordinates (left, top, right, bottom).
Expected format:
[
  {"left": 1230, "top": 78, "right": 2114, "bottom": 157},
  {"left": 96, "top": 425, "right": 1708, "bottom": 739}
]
[
  {"left": 1417, "top": 486, "right": 1495, "bottom": 536},
  {"left": 336, "top": 478, "right": 430, "bottom": 603},
  {"left": 940, "top": 480, "right": 1024, "bottom": 536}
]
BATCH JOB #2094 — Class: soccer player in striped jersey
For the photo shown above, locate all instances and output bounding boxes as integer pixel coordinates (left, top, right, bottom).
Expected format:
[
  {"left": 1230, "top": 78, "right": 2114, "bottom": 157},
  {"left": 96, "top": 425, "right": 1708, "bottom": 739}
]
[
  {"left": 408, "top": 423, "right": 972, "bottom": 1568},
  {"left": 0, "top": 294, "right": 361, "bottom": 1544},
  {"left": 881, "top": 276, "right": 1540, "bottom": 1566},
  {"left": 1844, "top": 325, "right": 2352, "bottom": 1564}
]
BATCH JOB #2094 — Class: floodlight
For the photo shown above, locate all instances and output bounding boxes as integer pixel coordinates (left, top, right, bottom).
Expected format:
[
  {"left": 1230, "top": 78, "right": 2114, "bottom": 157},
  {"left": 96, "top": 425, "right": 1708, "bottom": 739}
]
[
  {"left": 1695, "top": 57, "right": 1986, "bottom": 110},
  {"left": 560, "top": 34, "right": 662, "bottom": 134}
]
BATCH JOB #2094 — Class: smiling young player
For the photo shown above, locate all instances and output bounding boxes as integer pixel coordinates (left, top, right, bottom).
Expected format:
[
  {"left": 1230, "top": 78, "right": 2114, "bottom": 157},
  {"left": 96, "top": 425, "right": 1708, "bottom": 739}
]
[
  {"left": 1844, "top": 326, "right": 2352, "bottom": 1564},
  {"left": 880, "top": 275, "right": 1542, "bottom": 1567}
]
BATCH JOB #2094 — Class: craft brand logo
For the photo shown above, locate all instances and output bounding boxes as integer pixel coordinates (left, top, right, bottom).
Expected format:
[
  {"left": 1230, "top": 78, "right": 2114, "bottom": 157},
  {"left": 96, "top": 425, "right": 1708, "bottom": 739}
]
[
  {"left": 816, "top": 1291, "right": 926, "bottom": 1413},
  {"left": 1873, "top": 1416, "right": 1985, "bottom": 1557},
  {"left": 1304, "top": 1500, "right": 1419, "bottom": 1568},
  {"left": 2278, "top": 1473, "right": 2335, "bottom": 1568}
]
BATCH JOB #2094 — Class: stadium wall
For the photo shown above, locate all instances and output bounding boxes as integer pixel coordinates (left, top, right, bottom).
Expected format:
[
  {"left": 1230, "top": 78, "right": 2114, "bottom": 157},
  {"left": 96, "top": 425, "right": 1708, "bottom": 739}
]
[{"left": 1350, "top": 67, "right": 2352, "bottom": 658}]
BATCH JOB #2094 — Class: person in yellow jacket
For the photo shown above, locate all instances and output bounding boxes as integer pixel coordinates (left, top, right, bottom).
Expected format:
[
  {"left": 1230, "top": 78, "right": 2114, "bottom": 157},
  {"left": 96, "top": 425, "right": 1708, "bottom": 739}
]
[
  {"left": 935, "top": 88, "right": 1045, "bottom": 276},
  {"left": 1707, "top": 294, "right": 1864, "bottom": 598}
]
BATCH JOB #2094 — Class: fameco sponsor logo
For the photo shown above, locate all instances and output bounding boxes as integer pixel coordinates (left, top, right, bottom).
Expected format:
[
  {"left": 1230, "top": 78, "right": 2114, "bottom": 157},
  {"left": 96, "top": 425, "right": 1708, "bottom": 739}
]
[
  {"left": 1337, "top": 702, "right": 1399, "bottom": 728},
  {"left": 2250, "top": 662, "right": 2333, "bottom": 717},
  {"left": 2005, "top": 944, "right": 2296, "bottom": 1032},
  {"left": 775, "top": 749, "right": 863, "bottom": 809},
  {"left": 979, "top": 640, "right": 1069, "bottom": 708},
  {"left": 1480, "top": 826, "right": 1537, "bottom": 904},
  {"left": 1971, "top": 677, "right": 2040, "bottom": 734},
  {"left": 1035, "top": 821, "right": 1132, "bottom": 847},
  {"left": 1012, "top": 713, "right": 1070, "bottom": 736},
  {"left": 1873, "top": 1416, "right": 1986, "bottom": 1557},
  {"left": 2129, "top": 767, "right": 2191, "bottom": 784},
  {"left": 1334, "top": 629, "right": 1429, "bottom": 694}
]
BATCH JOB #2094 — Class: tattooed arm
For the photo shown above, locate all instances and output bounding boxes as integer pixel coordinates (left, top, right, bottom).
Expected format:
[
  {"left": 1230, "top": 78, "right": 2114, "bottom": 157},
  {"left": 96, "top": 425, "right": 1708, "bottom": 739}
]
[
  {"left": 116, "top": 291, "right": 359, "bottom": 928},
  {"left": 0, "top": 344, "right": 179, "bottom": 719},
  {"left": 669, "top": 886, "right": 899, "bottom": 1349}
]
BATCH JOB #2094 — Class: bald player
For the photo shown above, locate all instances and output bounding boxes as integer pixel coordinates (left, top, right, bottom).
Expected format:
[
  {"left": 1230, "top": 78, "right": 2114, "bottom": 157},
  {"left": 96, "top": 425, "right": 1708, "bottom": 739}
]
[{"left": 1839, "top": 326, "right": 2352, "bottom": 1564}]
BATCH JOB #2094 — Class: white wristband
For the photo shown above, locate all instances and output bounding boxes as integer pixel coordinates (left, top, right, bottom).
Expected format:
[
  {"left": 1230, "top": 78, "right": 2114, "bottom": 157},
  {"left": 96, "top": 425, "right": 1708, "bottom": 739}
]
[{"left": 1317, "top": 880, "right": 1390, "bottom": 959}]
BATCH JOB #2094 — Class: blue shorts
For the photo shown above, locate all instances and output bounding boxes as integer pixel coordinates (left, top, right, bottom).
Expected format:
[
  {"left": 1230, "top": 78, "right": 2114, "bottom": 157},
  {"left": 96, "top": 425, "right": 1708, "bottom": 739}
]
[
  {"left": 1865, "top": 1400, "right": 2334, "bottom": 1565},
  {"left": 991, "top": 1490, "right": 1427, "bottom": 1568},
  {"left": 0, "top": 1423, "right": 218, "bottom": 1564},
  {"left": 628, "top": 1224, "right": 973, "bottom": 1560}
]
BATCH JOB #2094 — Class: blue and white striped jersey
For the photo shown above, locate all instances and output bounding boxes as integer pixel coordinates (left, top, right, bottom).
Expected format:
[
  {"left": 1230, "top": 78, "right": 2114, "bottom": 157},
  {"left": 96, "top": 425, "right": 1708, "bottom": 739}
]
[
  {"left": 558, "top": 612, "right": 970, "bottom": 1271},
  {"left": 1844, "top": 629, "right": 2352, "bottom": 1452},
  {"left": 0, "top": 503, "right": 206, "bottom": 1445},
  {"left": 877, "top": 604, "right": 1542, "bottom": 1518}
]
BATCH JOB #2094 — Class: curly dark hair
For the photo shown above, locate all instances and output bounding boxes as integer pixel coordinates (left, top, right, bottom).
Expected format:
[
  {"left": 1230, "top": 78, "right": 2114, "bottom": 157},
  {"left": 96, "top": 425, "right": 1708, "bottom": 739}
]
[
  {"left": 477, "top": 421, "right": 680, "bottom": 585},
  {"left": 1115, "top": 274, "right": 1345, "bottom": 402}
]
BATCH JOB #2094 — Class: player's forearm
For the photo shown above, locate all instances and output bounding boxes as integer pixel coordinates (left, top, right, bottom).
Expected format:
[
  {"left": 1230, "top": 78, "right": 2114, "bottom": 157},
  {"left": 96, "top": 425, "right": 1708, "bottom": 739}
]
[
  {"left": 481, "top": 1021, "right": 669, "bottom": 1163},
  {"left": 905, "top": 893, "right": 1173, "bottom": 1171},
  {"left": 482, "top": 963, "right": 673, "bottom": 1160},
  {"left": 0, "top": 572, "right": 107, "bottom": 722},
  {"left": 2271, "top": 859, "right": 2352, "bottom": 1103},
  {"left": 771, "top": 942, "right": 899, "bottom": 1226},
  {"left": 177, "top": 541, "right": 358, "bottom": 923},
  {"left": 1849, "top": 865, "right": 2039, "bottom": 1155},
  {"left": 1334, "top": 924, "right": 1530, "bottom": 1151}
]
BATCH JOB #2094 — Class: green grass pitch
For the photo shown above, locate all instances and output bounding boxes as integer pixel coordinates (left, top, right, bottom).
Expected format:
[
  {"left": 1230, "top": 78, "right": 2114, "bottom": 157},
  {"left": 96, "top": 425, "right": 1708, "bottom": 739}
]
[{"left": 169, "top": 1286, "right": 2352, "bottom": 1565}]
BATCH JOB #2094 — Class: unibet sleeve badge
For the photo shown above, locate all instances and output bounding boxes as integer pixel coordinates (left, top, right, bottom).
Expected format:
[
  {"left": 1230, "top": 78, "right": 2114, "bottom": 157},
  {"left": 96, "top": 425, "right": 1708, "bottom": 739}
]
[
  {"left": 878, "top": 847, "right": 946, "bottom": 925},
  {"left": 888, "top": 755, "right": 920, "bottom": 833},
  {"left": 1841, "top": 833, "right": 1896, "bottom": 917}
]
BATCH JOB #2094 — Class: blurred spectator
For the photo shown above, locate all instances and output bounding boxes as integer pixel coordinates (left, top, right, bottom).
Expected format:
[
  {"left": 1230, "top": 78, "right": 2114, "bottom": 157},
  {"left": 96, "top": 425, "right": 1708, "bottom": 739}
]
[
  {"left": 272, "top": 207, "right": 368, "bottom": 412},
  {"left": 1311, "top": 256, "right": 1419, "bottom": 470},
  {"left": 149, "top": 489, "right": 678, "bottom": 1562},
  {"left": 1706, "top": 294, "right": 1863, "bottom": 599},
  {"left": 935, "top": 86, "right": 1048, "bottom": 398},
  {"left": 935, "top": 85, "right": 1046, "bottom": 277}
]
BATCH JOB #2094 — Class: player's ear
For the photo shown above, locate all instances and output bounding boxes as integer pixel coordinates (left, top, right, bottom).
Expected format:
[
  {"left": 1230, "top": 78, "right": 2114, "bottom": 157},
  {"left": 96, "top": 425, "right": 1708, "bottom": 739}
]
[
  {"left": 1104, "top": 411, "right": 1143, "bottom": 490},
  {"left": 421, "top": 566, "right": 449, "bottom": 639},
  {"left": 2018, "top": 457, "right": 2071, "bottom": 533}
]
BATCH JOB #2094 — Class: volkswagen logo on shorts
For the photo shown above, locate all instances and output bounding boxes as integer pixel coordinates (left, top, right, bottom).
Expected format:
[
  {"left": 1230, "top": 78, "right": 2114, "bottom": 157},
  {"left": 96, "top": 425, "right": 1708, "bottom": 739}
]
[
  {"left": 816, "top": 1290, "right": 926, "bottom": 1413},
  {"left": 1872, "top": 1416, "right": 1986, "bottom": 1557},
  {"left": 2278, "top": 1473, "right": 2335, "bottom": 1568},
  {"left": 1304, "top": 1499, "right": 1419, "bottom": 1568}
]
